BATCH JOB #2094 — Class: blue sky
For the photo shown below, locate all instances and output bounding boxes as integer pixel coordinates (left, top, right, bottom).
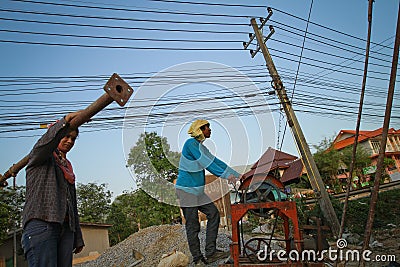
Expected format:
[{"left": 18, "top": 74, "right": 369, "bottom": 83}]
[{"left": 0, "top": 0, "right": 399, "bottom": 198}]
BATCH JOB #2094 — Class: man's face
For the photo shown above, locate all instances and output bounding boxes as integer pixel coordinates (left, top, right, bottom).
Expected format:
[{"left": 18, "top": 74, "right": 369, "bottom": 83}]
[
  {"left": 58, "top": 130, "right": 78, "bottom": 154},
  {"left": 201, "top": 124, "right": 211, "bottom": 139}
]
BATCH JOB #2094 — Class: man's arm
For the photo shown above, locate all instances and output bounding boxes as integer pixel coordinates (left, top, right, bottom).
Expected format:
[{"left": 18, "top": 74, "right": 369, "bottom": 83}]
[{"left": 186, "top": 141, "right": 239, "bottom": 179}]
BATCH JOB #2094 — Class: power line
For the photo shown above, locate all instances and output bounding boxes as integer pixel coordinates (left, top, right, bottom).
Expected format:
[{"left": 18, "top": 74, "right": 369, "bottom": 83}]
[
  {"left": 0, "top": 17, "right": 248, "bottom": 35},
  {"left": 8, "top": 0, "right": 256, "bottom": 19},
  {"left": 143, "top": 0, "right": 267, "bottom": 9},
  {"left": 0, "top": 28, "right": 243, "bottom": 43},
  {"left": 272, "top": 6, "right": 391, "bottom": 49},
  {"left": 0, "top": 8, "right": 248, "bottom": 26}
]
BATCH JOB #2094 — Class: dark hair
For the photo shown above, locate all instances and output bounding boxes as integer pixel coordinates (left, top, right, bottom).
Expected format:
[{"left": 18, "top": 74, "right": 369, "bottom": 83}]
[{"left": 68, "top": 127, "right": 79, "bottom": 137}]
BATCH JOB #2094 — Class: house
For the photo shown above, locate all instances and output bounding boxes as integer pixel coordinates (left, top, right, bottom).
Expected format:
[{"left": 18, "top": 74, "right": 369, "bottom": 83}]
[
  {"left": 332, "top": 127, "right": 400, "bottom": 182},
  {"left": 0, "top": 222, "right": 112, "bottom": 267}
]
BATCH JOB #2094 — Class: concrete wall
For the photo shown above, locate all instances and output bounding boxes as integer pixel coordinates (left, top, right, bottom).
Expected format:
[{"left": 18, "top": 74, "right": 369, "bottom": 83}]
[{"left": 73, "top": 223, "right": 111, "bottom": 260}]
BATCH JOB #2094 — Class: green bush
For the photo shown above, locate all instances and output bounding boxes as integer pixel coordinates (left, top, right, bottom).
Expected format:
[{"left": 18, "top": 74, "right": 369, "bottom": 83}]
[{"left": 296, "top": 189, "right": 400, "bottom": 236}]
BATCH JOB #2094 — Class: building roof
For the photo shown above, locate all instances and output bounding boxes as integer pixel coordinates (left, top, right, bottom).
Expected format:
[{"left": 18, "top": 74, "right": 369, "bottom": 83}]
[
  {"left": 280, "top": 159, "right": 304, "bottom": 184},
  {"left": 333, "top": 127, "right": 400, "bottom": 150},
  {"left": 243, "top": 147, "right": 303, "bottom": 184},
  {"left": 79, "top": 222, "right": 113, "bottom": 228}
]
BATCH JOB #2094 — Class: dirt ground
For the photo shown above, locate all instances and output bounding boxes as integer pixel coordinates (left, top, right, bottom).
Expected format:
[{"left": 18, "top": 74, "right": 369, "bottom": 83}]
[
  {"left": 334, "top": 228, "right": 400, "bottom": 267},
  {"left": 369, "top": 228, "right": 400, "bottom": 266}
]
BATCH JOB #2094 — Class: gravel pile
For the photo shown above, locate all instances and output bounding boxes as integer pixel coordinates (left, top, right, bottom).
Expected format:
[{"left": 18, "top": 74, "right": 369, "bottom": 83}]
[{"left": 75, "top": 224, "right": 232, "bottom": 267}]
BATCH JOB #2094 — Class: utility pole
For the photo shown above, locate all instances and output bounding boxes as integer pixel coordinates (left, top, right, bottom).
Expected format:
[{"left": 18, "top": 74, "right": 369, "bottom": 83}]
[
  {"left": 244, "top": 12, "right": 340, "bottom": 237},
  {"left": 361, "top": 2, "right": 400, "bottom": 265},
  {"left": 340, "top": 0, "right": 374, "bottom": 240}
]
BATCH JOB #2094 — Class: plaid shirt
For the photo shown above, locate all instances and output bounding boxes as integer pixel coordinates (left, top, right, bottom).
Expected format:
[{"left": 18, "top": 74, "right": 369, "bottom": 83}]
[{"left": 22, "top": 117, "right": 84, "bottom": 249}]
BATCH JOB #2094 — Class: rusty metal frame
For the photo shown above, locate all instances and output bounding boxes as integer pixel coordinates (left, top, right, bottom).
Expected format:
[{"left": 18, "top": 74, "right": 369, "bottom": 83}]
[{"left": 222, "top": 201, "right": 303, "bottom": 267}]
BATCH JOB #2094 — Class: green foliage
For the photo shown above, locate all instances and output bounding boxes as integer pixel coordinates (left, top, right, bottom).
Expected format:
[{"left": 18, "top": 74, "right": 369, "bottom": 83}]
[
  {"left": 127, "top": 131, "right": 181, "bottom": 205},
  {"left": 295, "top": 194, "right": 343, "bottom": 229},
  {"left": 0, "top": 202, "right": 9, "bottom": 242},
  {"left": 76, "top": 182, "right": 112, "bottom": 223},
  {"left": 313, "top": 136, "right": 342, "bottom": 186},
  {"left": 382, "top": 157, "right": 396, "bottom": 182},
  {"left": 312, "top": 135, "right": 371, "bottom": 188},
  {"left": 0, "top": 186, "right": 25, "bottom": 244},
  {"left": 294, "top": 197, "right": 309, "bottom": 226},
  {"left": 295, "top": 189, "right": 400, "bottom": 236},
  {"left": 106, "top": 133, "right": 183, "bottom": 245},
  {"left": 340, "top": 146, "right": 371, "bottom": 176},
  {"left": 344, "top": 189, "right": 400, "bottom": 235},
  {"left": 294, "top": 175, "right": 312, "bottom": 189},
  {"left": 107, "top": 191, "right": 139, "bottom": 246},
  {"left": 127, "top": 132, "right": 180, "bottom": 185},
  {"left": 107, "top": 189, "right": 180, "bottom": 246}
]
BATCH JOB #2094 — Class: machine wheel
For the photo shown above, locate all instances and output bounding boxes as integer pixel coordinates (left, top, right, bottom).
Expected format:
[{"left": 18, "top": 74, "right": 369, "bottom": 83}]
[{"left": 239, "top": 180, "right": 283, "bottom": 217}]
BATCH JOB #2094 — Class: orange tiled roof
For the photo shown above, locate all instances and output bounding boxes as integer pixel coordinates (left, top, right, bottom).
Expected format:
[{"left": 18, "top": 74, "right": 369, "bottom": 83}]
[{"left": 333, "top": 127, "right": 400, "bottom": 150}]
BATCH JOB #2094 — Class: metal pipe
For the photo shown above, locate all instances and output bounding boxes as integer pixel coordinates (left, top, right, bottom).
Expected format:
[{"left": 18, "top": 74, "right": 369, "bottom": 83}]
[
  {"left": 361, "top": 2, "right": 400, "bottom": 265},
  {"left": 0, "top": 73, "right": 133, "bottom": 187},
  {"left": 339, "top": 0, "right": 374, "bottom": 240}
]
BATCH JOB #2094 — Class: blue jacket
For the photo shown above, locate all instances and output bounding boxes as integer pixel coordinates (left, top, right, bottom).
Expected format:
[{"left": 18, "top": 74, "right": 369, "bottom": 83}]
[{"left": 176, "top": 138, "right": 239, "bottom": 195}]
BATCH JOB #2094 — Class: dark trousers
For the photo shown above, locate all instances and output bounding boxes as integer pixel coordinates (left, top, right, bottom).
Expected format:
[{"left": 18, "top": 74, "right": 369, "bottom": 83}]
[
  {"left": 21, "top": 219, "right": 74, "bottom": 267},
  {"left": 177, "top": 189, "right": 220, "bottom": 262}
]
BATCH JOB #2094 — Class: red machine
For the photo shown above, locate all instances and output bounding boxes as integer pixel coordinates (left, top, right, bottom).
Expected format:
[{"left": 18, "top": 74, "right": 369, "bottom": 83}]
[{"left": 220, "top": 170, "right": 325, "bottom": 267}]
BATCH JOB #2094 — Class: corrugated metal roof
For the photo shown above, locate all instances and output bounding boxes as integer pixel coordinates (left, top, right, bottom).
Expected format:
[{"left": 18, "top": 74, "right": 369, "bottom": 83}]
[
  {"left": 243, "top": 147, "right": 302, "bottom": 184},
  {"left": 281, "top": 159, "right": 303, "bottom": 184}
]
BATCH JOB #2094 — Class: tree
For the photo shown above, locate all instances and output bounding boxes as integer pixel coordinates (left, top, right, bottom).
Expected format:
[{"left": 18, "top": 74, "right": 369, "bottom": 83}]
[
  {"left": 76, "top": 182, "right": 112, "bottom": 223},
  {"left": 107, "top": 189, "right": 180, "bottom": 246},
  {"left": 128, "top": 132, "right": 180, "bottom": 184},
  {"left": 127, "top": 132, "right": 180, "bottom": 205},
  {"left": 313, "top": 136, "right": 342, "bottom": 187},
  {"left": 340, "top": 146, "right": 372, "bottom": 178},
  {"left": 107, "top": 191, "right": 138, "bottom": 246},
  {"left": 313, "top": 136, "right": 371, "bottom": 190},
  {"left": 0, "top": 186, "right": 25, "bottom": 244}
]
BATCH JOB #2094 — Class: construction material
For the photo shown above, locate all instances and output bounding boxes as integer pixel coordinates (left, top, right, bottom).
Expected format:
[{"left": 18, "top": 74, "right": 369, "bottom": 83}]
[
  {"left": 74, "top": 224, "right": 231, "bottom": 267},
  {"left": 0, "top": 73, "right": 133, "bottom": 187}
]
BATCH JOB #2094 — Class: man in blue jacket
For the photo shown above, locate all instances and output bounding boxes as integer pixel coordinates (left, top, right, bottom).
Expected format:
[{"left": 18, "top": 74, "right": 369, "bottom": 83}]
[{"left": 175, "top": 120, "right": 240, "bottom": 266}]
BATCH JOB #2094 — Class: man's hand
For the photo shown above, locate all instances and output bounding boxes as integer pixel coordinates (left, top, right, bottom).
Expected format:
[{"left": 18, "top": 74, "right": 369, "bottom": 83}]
[
  {"left": 228, "top": 174, "right": 241, "bottom": 185},
  {"left": 74, "top": 245, "right": 84, "bottom": 254}
]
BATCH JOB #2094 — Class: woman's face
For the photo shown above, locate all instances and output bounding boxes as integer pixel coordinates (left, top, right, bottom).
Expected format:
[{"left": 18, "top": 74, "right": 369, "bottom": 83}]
[{"left": 57, "top": 130, "right": 78, "bottom": 154}]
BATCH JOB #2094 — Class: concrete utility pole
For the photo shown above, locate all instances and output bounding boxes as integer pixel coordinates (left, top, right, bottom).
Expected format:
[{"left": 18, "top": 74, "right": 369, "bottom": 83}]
[{"left": 244, "top": 15, "right": 340, "bottom": 237}]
